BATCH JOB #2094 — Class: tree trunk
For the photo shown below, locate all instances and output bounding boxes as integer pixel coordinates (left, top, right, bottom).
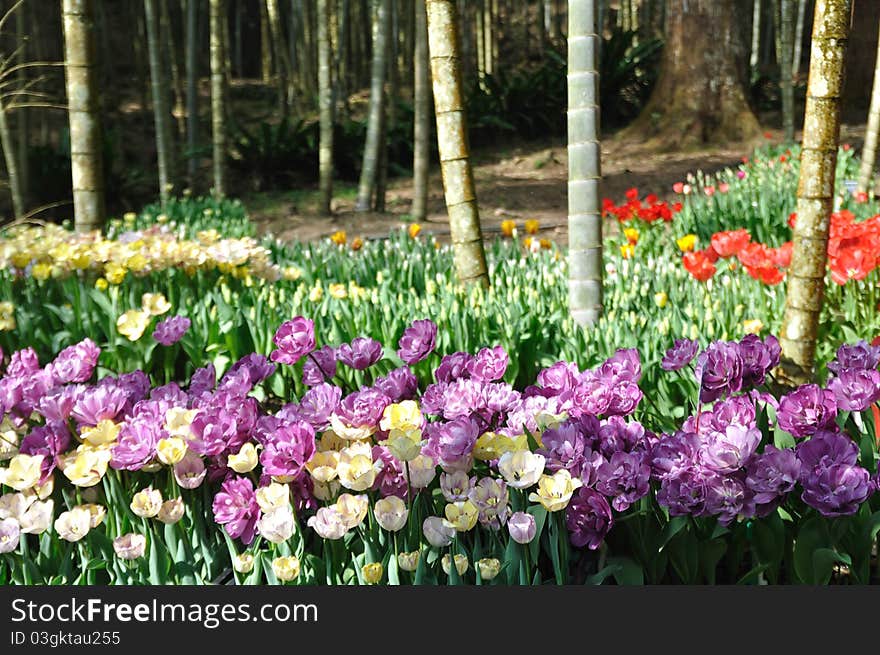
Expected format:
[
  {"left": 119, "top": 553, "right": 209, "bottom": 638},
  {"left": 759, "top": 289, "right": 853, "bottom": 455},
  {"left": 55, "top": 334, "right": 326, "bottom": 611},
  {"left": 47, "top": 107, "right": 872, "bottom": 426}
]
[
  {"left": 568, "top": 0, "right": 602, "bottom": 326},
  {"left": 412, "top": 0, "right": 430, "bottom": 221},
  {"left": 375, "top": 0, "right": 399, "bottom": 212},
  {"left": 780, "top": 0, "right": 794, "bottom": 141},
  {"left": 186, "top": 0, "right": 199, "bottom": 186},
  {"left": 145, "top": 0, "right": 175, "bottom": 205},
  {"left": 260, "top": 0, "right": 273, "bottom": 83},
  {"left": 751, "top": 0, "right": 762, "bottom": 71},
  {"left": 778, "top": 0, "right": 852, "bottom": 385},
  {"left": 625, "top": 0, "right": 761, "bottom": 147},
  {"left": 842, "top": 0, "right": 879, "bottom": 118},
  {"left": 426, "top": 0, "right": 489, "bottom": 287},
  {"left": 355, "top": 0, "right": 390, "bottom": 212},
  {"left": 792, "top": 0, "right": 807, "bottom": 79},
  {"left": 62, "top": 0, "right": 106, "bottom": 232},
  {"left": 318, "top": 0, "right": 334, "bottom": 214},
  {"left": 266, "top": 0, "right": 293, "bottom": 115},
  {"left": 14, "top": 2, "right": 27, "bottom": 211},
  {"left": 161, "top": 0, "right": 186, "bottom": 140},
  {"left": 857, "top": 18, "right": 880, "bottom": 195},
  {"left": 210, "top": 0, "right": 227, "bottom": 197},
  {"left": 0, "top": 97, "right": 24, "bottom": 220}
]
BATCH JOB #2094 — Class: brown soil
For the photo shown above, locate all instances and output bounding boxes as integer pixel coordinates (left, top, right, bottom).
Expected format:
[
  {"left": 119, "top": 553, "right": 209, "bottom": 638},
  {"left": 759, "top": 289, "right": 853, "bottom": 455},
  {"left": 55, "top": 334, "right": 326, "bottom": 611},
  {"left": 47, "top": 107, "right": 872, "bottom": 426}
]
[{"left": 249, "top": 122, "right": 869, "bottom": 245}]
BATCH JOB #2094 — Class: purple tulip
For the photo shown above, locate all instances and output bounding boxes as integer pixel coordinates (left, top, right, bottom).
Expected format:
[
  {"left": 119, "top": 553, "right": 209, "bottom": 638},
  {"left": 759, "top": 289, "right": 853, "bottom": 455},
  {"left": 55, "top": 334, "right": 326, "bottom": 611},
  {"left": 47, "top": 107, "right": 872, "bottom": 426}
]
[
  {"left": 301, "top": 346, "right": 337, "bottom": 386},
  {"left": 374, "top": 366, "right": 419, "bottom": 402},
  {"left": 595, "top": 450, "right": 651, "bottom": 511},
  {"left": 777, "top": 384, "right": 838, "bottom": 438},
  {"left": 212, "top": 476, "right": 260, "bottom": 544},
  {"left": 49, "top": 338, "right": 100, "bottom": 384},
  {"left": 297, "top": 383, "right": 342, "bottom": 431},
  {"left": 701, "top": 424, "right": 762, "bottom": 473},
  {"left": 270, "top": 317, "right": 315, "bottom": 365},
  {"left": 259, "top": 421, "right": 316, "bottom": 479},
  {"left": 801, "top": 463, "right": 871, "bottom": 517},
  {"left": 827, "top": 368, "right": 880, "bottom": 412},
  {"left": 467, "top": 346, "right": 509, "bottom": 383},
  {"left": 337, "top": 337, "right": 383, "bottom": 370},
  {"left": 397, "top": 319, "right": 438, "bottom": 365},
  {"left": 695, "top": 341, "right": 744, "bottom": 403},
  {"left": 435, "top": 352, "right": 474, "bottom": 383},
  {"left": 152, "top": 315, "right": 191, "bottom": 346},
  {"left": 507, "top": 511, "right": 536, "bottom": 544},
  {"left": 745, "top": 445, "right": 801, "bottom": 506},
  {"left": 566, "top": 488, "right": 613, "bottom": 549},
  {"left": 661, "top": 339, "right": 700, "bottom": 371},
  {"left": 827, "top": 340, "right": 880, "bottom": 375}
]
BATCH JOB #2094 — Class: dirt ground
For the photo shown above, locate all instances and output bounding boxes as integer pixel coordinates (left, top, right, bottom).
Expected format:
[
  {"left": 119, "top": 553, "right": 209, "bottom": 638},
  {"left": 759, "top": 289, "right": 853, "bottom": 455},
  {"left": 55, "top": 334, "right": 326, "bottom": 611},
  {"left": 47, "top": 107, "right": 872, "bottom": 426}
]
[{"left": 250, "top": 122, "right": 869, "bottom": 244}]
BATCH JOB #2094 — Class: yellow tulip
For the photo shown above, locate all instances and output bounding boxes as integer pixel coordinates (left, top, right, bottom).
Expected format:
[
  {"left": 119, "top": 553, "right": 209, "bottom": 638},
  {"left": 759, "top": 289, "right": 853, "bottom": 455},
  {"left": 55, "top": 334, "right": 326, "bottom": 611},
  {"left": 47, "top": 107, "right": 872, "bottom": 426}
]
[
  {"left": 80, "top": 420, "right": 120, "bottom": 447},
  {"left": 227, "top": 443, "right": 259, "bottom": 473},
  {"left": 272, "top": 555, "right": 301, "bottom": 582},
  {"left": 362, "top": 562, "right": 383, "bottom": 584},
  {"left": 477, "top": 558, "right": 502, "bottom": 580},
  {"left": 528, "top": 469, "right": 582, "bottom": 512},
  {"left": 441, "top": 553, "right": 469, "bottom": 576},
  {"left": 443, "top": 500, "right": 479, "bottom": 532},
  {"left": 116, "top": 309, "right": 151, "bottom": 341},
  {"left": 141, "top": 292, "right": 172, "bottom": 316},
  {"left": 677, "top": 234, "right": 697, "bottom": 252},
  {"left": 156, "top": 437, "right": 188, "bottom": 465},
  {"left": 0, "top": 453, "right": 44, "bottom": 490}
]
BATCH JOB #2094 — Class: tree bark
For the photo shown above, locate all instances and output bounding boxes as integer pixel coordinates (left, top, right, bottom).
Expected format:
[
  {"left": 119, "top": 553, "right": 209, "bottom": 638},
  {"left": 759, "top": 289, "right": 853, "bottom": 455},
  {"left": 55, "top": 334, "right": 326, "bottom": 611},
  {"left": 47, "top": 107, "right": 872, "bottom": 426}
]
[
  {"left": 266, "top": 0, "right": 293, "bottom": 115},
  {"left": 186, "top": 0, "right": 199, "bottom": 185},
  {"left": 354, "top": 0, "right": 390, "bottom": 212},
  {"left": 14, "top": 2, "right": 27, "bottom": 210},
  {"left": 210, "top": 0, "right": 227, "bottom": 197},
  {"left": 62, "top": 0, "right": 106, "bottom": 232},
  {"left": 857, "top": 18, "right": 880, "bottom": 195},
  {"left": 412, "top": 0, "right": 431, "bottom": 221},
  {"left": 260, "top": 0, "right": 272, "bottom": 83},
  {"left": 625, "top": 0, "right": 761, "bottom": 148},
  {"left": 568, "top": 0, "right": 602, "bottom": 326},
  {"left": 778, "top": 0, "right": 852, "bottom": 385},
  {"left": 145, "top": 0, "right": 175, "bottom": 205},
  {"left": 161, "top": 0, "right": 186, "bottom": 140},
  {"left": 780, "top": 0, "right": 794, "bottom": 141},
  {"left": 792, "top": 0, "right": 807, "bottom": 79},
  {"left": 318, "top": 0, "right": 334, "bottom": 214},
  {"left": 0, "top": 96, "right": 24, "bottom": 220},
  {"left": 426, "top": 0, "right": 489, "bottom": 287},
  {"left": 751, "top": 0, "right": 762, "bottom": 71}
]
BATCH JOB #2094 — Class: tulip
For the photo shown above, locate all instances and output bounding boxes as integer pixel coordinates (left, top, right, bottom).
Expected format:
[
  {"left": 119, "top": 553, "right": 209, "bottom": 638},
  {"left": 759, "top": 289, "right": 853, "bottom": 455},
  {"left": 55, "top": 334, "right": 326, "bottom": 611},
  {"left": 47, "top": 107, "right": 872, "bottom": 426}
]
[
  {"left": 173, "top": 452, "right": 206, "bottom": 489},
  {"left": 156, "top": 437, "right": 187, "bottom": 465},
  {"left": 441, "top": 553, "right": 469, "bottom": 576},
  {"left": 157, "top": 498, "right": 185, "bottom": 524},
  {"left": 80, "top": 420, "right": 121, "bottom": 447},
  {"left": 423, "top": 516, "right": 454, "bottom": 547},
  {"left": 130, "top": 487, "right": 163, "bottom": 518},
  {"left": 362, "top": 562, "right": 383, "bottom": 584},
  {"left": 380, "top": 401, "right": 423, "bottom": 432},
  {"left": 116, "top": 309, "right": 151, "bottom": 341},
  {"left": 397, "top": 551, "right": 421, "bottom": 572},
  {"left": 528, "top": 470, "right": 582, "bottom": 512},
  {"left": 406, "top": 454, "right": 437, "bottom": 488},
  {"left": 311, "top": 479, "right": 341, "bottom": 502},
  {"left": 334, "top": 493, "right": 369, "bottom": 530},
  {"left": 257, "top": 506, "right": 296, "bottom": 544},
  {"left": 60, "top": 448, "right": 111, "bottom": 488},
  {"left": 19, "top": 499, "right": 53, "bottom": 534},
  {"left": 337, "top": 442, "right": 379, "bottom": 491},
  {"left": 0, "top": 518, "right": 20, "bottom": 553},
  {"left": 0, "top": 492, "right": 32, "bottom": 520},
  {"left": 80, "top": 503, "right": 107, "bottom": 528},
  {"left": 305, "top": 450, "right": 340, "bottom": 482},
  {"left": 507, "top": 511, "right": 537, "bottom": 544},
  {"left": 113, "top": 533, "right": 147, "bottom": 560},
  {"left": 307, "top": 507, "right": 347, "bottom": 540},
  {"left": 382, "top": 428, "right": 423, "bottom": 462},
  {"left": 477, "top": 558, "right": 502, "bottom": 581},
  {"left": 498, "top": 450, "right": 545, "bottom": 489},
  {"left": 374, "top": 496, "right": 408, "bottom": 532},
  {"left": 1, "top": 454, "right": 44, "bottom": 491},
  {"left": 164, "top": 407, "right": 198, "bottom": 439},
  {"left": 54, "top": 507, "right": 91, "bottom": 542},
  {"left": 443, "top": 500, "right": 479, "bottom": 532},
  {"left": 233, "top": 553, "right": 255, "bottom": 573},
  {"left": 141, "top": 292, "right": 171, "bottom": 316},
  {"left": 255, "top": 483, "right": 290, "bottom": 513},
  {"left": 272, "top": 555, "right": 301, "bottom": 582},
  {"left": 227, "top": 443, "right": 259, "bottom": 473}
]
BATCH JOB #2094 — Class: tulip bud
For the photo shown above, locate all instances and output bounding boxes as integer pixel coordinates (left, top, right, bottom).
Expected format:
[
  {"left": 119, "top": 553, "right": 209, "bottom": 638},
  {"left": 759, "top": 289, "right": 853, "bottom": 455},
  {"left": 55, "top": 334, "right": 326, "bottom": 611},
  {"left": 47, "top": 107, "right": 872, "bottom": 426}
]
[
  {"left": 113, "top": 533, "right": 147, "bottom": 560},
  {"left": 271, "top": 555, "right": 301, "bottom": 582},
  {"left": 157, "top": 498, "right": 185, "bottom": 524},
  {"left": 477, "top": 558, "right": 502, "bottom": 581},
  {"left": 397, "top": 550, "right": 421, "bottom": 572},
  {"left": 362, "top": 562, "right": 383, "bottom": 584},
  {"left": 441, "top": 553, "right": 469, "bottom": 576}
]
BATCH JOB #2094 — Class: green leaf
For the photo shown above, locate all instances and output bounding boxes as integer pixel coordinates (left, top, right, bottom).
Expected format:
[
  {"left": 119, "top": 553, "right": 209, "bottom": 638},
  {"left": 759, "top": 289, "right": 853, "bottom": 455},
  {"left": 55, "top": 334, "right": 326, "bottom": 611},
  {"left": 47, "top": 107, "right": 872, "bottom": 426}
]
[{"left": 607, "top": 556, "right": 644, "bottom": 586}]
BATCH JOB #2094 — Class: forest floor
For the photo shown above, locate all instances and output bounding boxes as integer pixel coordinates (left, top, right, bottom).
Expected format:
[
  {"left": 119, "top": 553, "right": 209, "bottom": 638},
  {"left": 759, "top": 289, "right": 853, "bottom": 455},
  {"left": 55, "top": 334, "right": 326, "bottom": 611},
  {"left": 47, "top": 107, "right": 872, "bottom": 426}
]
[{"left": 246, "top": 122, "right": 868, "bottom": 245}]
